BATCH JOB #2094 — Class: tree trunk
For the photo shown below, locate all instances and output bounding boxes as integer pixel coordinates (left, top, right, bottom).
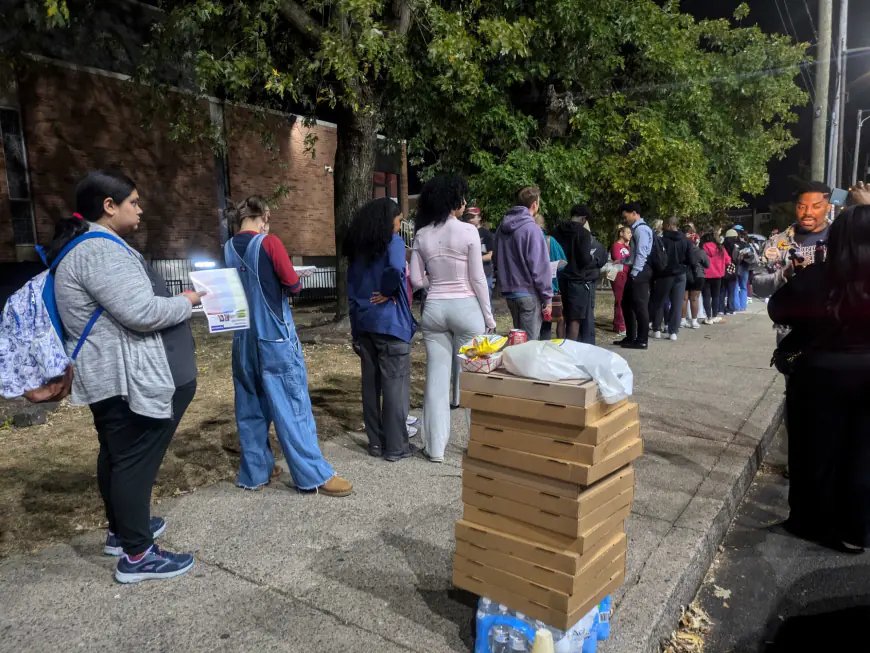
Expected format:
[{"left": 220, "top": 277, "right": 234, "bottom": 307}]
[{"left": 332, "top": 100, "right": 378, "bottom": 321}]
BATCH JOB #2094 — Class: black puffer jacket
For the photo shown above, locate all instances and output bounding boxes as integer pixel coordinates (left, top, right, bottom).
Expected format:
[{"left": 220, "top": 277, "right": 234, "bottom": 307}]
[
  {"left": 552, "top": 221, "right": 607, "bottom": 283},
  {"left": 660, "top": 229, "right": 691, "bottom": 277}
]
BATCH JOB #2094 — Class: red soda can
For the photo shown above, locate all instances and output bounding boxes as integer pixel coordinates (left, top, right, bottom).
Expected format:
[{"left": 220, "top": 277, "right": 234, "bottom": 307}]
[{"left": 508, "top": 329, "right": 528, "bottom": 346}]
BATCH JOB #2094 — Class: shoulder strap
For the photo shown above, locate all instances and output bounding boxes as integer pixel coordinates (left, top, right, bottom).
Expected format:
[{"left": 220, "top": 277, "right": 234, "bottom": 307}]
[{"left": 50, "top": 232, "right": 130, "bottom": 272}]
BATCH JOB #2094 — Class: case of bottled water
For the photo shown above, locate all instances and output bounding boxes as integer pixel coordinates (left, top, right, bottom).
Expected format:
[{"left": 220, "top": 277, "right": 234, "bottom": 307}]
[{"left": 473, "top": 596, "right": 612, "bottom": 653}]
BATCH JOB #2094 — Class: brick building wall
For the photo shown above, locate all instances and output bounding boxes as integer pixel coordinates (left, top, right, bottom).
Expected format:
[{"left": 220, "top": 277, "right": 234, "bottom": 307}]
[
  {"left": 16, "top": 61, "right": 220, "bottom": 260},
  {"left": 225, "top": 108, "right": 338, "bottom": 257}
]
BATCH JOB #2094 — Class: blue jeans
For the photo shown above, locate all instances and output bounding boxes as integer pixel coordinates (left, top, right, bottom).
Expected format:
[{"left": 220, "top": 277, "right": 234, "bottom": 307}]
[{"left": 737, "top": 268, "right": 750, "bottom": 311}]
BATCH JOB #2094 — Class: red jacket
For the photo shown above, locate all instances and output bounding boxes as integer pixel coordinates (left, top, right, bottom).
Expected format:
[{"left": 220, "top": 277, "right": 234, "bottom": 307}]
[{"left": 702, "top": 242, "right": 732, "bottom": 279}]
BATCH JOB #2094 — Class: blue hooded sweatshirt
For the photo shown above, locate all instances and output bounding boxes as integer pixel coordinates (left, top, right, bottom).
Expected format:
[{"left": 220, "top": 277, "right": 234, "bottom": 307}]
[{"left": 494, "top": 206, "right": 554, "bottom": 303}]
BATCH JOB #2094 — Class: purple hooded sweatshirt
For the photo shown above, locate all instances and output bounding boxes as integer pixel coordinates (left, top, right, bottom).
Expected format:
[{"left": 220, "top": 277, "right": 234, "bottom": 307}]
[{"left": 494, "top": 206, "right": 553, "bottom": 303}]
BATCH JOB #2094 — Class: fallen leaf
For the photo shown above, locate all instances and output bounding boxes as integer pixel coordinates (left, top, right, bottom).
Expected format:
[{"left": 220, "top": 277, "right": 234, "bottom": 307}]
[{"left": 713, "top": 585, "right": 732, "bottom": 600}]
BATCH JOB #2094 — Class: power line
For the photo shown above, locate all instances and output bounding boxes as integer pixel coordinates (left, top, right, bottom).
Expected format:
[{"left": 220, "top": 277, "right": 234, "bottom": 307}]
[
  {"left": 783, "top": 0, "right": 817, "bottom": 98},
  {"left": 801, "top": 0, "right": 819, "bottom": 41},
  {"left": 774, "top": 0, "right": 816, "bottom": 103}
]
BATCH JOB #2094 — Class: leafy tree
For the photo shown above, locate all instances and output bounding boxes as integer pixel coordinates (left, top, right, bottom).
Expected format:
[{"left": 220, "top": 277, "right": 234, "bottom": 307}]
[{"left": 7, "top": 0, "right": 806, "bottom": 317}]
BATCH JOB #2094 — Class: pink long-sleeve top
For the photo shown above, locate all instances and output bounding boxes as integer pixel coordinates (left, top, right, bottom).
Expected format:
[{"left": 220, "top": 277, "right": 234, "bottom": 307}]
[{"left": 410, "top": 216, "right": 496, "bottom": 329}]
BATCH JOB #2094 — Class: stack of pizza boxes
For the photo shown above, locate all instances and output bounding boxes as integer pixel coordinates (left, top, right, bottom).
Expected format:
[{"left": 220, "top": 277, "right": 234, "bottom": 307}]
[{"left": 452, "top": 371, "right": 642, "bottom": 631}]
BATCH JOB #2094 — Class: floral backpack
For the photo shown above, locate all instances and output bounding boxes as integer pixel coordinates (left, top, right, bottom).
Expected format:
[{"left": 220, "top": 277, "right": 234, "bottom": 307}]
[{"left": 0, "top": 232, "right": 126, "bottom": 402}]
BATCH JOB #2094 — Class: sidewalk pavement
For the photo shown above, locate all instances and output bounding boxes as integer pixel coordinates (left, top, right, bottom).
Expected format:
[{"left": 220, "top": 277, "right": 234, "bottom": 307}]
[{"left": 0, "top": 302, "right": 783, "bottom": 653}]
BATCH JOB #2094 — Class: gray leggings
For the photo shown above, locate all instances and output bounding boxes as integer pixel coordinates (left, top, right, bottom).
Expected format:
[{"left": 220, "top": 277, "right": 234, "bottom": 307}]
[{"left": 421, "top": 297, "right": 486, "bottom": 459}]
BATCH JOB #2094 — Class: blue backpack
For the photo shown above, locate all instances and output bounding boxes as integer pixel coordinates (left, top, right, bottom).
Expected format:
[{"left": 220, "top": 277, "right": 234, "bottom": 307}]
[{"left": 0, "top": 232, "right": 127, "bottom": 401}]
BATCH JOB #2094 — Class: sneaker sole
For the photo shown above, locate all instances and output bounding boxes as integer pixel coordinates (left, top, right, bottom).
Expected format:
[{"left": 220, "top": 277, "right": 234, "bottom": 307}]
[
  {"left": 114, "top": 559, "right": 194, "bottom": 584},
  {"left": 104, "top": 522, "right": 167, "bottom": 557},
  {"left": 318, "top": 488, "right": 354, "bottom": 497}
]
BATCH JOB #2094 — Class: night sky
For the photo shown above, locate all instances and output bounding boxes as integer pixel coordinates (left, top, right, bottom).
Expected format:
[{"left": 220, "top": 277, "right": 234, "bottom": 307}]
[{"left": 681, "top": 0, "right": 870, "bottom": 207}]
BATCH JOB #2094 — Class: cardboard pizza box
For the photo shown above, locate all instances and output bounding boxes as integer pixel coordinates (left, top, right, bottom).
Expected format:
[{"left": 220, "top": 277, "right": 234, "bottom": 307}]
[
  {"left": 452, "top": 561, "right": 625, "bottom": 631},
  {"left": 470, "top": 402, "right": 640, "bottom": 443},
  {"left": 462, "top": 461, "right": 635, "bottom": 518},
  {"left": 454, "top": 519, "right": 624, "bottom": 576},
  {"left": 462, "top": 485, "right": 633, "bottom": 538},
  {"left": 453, "top": 548, "right": 626, "bottom": 616},
  {"left": 460, "top": 391, "right": 626, "bottom": 427},
  {"left": 470, "top": 420, "right": 640, "bottom": 465},
  {"left": 459, "top": 371, "right": 601, "bottom": 407},
  {"left": 455, "top": 531, "right": 626, "bottom": 596},
  {"left": 467, "top": 438, "right": 643, "bottom": 486},
  {"left": 463, "top": 503, "right": 632, "bottom": 555}
]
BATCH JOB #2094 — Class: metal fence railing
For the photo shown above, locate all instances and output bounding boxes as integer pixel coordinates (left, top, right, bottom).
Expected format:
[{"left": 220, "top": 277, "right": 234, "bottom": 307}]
[
  {"left": 399, "top": 219, "right": 414, "bottom": 249},
  {"left": 152, "top": 258, "right": 338, "bottom": 306}
]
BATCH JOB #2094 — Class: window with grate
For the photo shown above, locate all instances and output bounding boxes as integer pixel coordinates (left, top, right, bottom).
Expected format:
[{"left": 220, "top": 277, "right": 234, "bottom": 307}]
[{"left": 0, "top": 107, "right": 36, "bottom": 245}]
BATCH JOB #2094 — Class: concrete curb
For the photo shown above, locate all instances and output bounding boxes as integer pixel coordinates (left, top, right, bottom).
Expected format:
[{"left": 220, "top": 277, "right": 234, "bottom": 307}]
[{"left": 605, "top": 376, "right": 785, "bottom": 653}]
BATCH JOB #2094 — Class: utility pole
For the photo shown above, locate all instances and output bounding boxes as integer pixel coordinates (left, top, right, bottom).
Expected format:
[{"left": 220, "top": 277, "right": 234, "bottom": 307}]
[
  {"left": 835, "top": 0, "right": 849, "bottom": 187},
  {"left": 852, "top": 110, "right": 870, "bottom": 186},
  {"left": 812, "top": 0, "right": 834, "bottom": 182}
]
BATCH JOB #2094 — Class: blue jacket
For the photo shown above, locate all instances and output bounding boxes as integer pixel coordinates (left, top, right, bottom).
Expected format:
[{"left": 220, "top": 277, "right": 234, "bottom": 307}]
[{"left": 347, "top": 234, "right": 417, "bottom": 343}]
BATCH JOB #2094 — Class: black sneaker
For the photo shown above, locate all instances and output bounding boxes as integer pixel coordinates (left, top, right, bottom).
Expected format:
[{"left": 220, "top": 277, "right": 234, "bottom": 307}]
[
  {"left": 114, "top": 545, "right": 194, "bottom": 584},
  {"left": 104, "top": 517, "right": 166, "bottom": 556},
  {"left": 622, "top": 341, "right": 648, "bottom": 350},
  {"left": 385, "top": 443, "right": 420, "bottom": 462},
  {"left": 615, "top": 337, "right": 634, "bottom": 347}
]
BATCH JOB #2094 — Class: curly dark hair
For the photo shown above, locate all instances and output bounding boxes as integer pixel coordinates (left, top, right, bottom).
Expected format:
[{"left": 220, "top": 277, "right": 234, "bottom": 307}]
[
  {"left": 414, "top": 174, "right": 467, "bottom": 230},
  {"left": 826, "top": 204, "right": 870, "bottom": 320},
  {"left": 700, "top": 231, "right": 723, "bottom": 253},
  {"left": 343, "top": 198, "right": 401, "bottom": 264}
]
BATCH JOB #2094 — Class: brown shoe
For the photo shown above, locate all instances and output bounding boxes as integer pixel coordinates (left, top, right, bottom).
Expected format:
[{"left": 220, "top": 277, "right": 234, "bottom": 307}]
[{"left": 318, "top": 475, "right": 353, "bottom": 497}]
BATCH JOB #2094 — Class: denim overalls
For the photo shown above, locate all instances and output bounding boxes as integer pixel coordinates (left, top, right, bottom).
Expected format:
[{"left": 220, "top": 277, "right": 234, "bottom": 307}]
[{"left": 224, "top": 234, "right": 335, "bottom": 490}]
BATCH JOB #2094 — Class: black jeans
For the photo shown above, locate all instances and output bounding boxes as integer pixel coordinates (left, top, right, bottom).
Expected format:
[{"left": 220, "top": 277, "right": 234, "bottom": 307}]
[
  {"left": 621, "top": 266, "right": 652, "bottom": 344},
  {"left": 651, "top": 273, "right": 687, "bottom": 334},
  {"left": 702, "top": 277, "right": 723, "bottom": 318},
  {"left": 90, "top": 380, "right": 196, "bottom": 555},
  {"left": 358, "top": 332, "right": 411, "bottom": 457},
  {"left": 580, "top": 284, "right": 596, "bottom": 345}
]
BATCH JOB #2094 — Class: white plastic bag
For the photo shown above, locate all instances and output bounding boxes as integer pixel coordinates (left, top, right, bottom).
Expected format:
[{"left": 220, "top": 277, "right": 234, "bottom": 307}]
[{"left": 501, "top": 340, "right": 633, "bottom": 404}]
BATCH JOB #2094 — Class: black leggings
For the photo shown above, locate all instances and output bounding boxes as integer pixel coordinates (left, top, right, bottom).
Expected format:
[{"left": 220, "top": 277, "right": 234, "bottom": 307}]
[
  {"left": 90, "top": 381, "right": 196, "bottom": 555},
  {"left": 702, "top": 277, "right": 722, "bottom": 318}
]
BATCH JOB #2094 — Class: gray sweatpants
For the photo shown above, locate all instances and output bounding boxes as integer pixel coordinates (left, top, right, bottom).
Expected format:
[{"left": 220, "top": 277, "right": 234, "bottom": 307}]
[
  {"left": 506, "top": 295, "right": 543, "bottom": 341},
  {"left": 421, "top": 297, "right": 485, "bottom": 459}
]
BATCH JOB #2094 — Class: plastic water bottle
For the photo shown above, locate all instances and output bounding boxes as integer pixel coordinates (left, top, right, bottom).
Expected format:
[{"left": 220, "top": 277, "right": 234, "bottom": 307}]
[
  {"left": 491, "top": 625, "right": 510, "bottom": 653},
  {"left": 596, "top": 596, "right": 611, "bottom": 641},
  {"left": 478, "top": 597, "right": 495, "bottom": 621},
  {"left": 509, "top": 632, "right": 529, "bottom": 651},
  {"left": 580, "top": 614, "right": 598, "bottom": 653}
]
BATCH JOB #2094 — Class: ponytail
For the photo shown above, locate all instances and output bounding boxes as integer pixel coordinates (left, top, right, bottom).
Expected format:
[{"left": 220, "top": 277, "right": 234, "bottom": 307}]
[{"left": 42, "top": 170, "right": 137, "bottom": 266}]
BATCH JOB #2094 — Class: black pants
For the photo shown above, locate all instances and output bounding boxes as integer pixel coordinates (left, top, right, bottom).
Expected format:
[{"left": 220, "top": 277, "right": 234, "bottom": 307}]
[
  {"left": 358, "top": 332, "right": 411, "bottom": 457},
  {"left": 651, "top": 273, "right": 687, "bottom": 335},
  {"left": 621, "top": 266, "right": 652, "bottom": 344},
  {"left": 580, "top": 284, "right": 596, "bottom": 345},
  {"left": 90, "top": 380, "right": 196, "bottom": 555},
  {"left": 702, "top": 277, "right": 722, "bottom": 318}
]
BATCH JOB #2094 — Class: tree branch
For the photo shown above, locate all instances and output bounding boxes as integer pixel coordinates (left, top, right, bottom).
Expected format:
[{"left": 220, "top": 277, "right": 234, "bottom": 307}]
[
  {"left": 279, "top": 0, "right": 323, "bottom": 44},
  {"left": 392, "top": 0, "right": 412, "bottom": 36}
]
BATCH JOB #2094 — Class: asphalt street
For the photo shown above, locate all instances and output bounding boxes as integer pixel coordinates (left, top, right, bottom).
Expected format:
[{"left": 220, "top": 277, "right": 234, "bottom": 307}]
[{"left": 695, "top": 427, "right": 870, "bottom": 652}]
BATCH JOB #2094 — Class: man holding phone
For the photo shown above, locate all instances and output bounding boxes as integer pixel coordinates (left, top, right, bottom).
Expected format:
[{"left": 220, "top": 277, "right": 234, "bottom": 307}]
[{"left": 754, "top": 181, "right": 831, "bottom": 299}]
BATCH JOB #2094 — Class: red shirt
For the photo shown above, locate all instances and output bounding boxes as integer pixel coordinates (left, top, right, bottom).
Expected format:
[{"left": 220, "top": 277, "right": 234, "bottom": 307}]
[
  {"left": 231, "top": 231, "right": 303, "bottom": 317},
  {"left": 611, "top": 241, "right": 630, "bottom": 274}
]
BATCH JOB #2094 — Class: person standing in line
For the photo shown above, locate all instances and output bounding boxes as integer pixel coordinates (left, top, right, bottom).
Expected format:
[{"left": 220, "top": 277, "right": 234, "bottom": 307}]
[
  {"left": 681, "top": 224, "right": 709, "bottom": 329},
  {"left": 346, "top": 198, "right": 417, "bottom": 462},
  {"left": 650, "top": 217, "right": 691, "bottom": 341},
  {"left": 534, "top": 213, "right": 568, "bottom": 340},
  {"left": 615, "top": 202, "right": 653, "bottom": 350},
  {"left": 463, "top": 207, "right": 495, "bottom": 311},
  {"left": 410, "top": 175, "right": 495, "bottom": 463},
  {"left": 700, "top": 230, "right": 731, "bottom": 325},
  {"left": 610, "top": 226, "right": 632, "bottom": 337},
  {"left": 768, "top": 205, "right": 870, "bottom": 552},
  {"left": 732, "top": 225, "right": 755, "bottom": 311},
  {"left": 720, "top": 228, "right": 740, "bottom": 316},
  {"left": 225, "top": 197, "right": 353, "bottom": 497},
  {"left": 552, "top": 205, "right": 607, "bottom": 344},
  {"left": 493, "top": 187, "right": 553, "bottom": 340},
  {"left": 51, "top": 171, "right": 204, "bottom": 583}
]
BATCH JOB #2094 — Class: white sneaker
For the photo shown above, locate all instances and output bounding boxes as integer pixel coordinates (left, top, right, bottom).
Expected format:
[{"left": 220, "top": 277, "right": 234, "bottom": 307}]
[
  {"left": 680, "top": 318, "right": 690, "bottom": 328},
  {"left": 617, "top": 330, "right": 627, "bottom": 337},
  {"left": 690, "top": 319, "right": 700, "bottom": 329},
  {"left": 653, "top": 331, "right": 662, "bottom": 339},
  {"left": 704, "top": 318, "right": 714, "bottom": 326},
  {"left": 406, "top": 415, "right": 419, "bottom": 426},
  {"left": 713, "top": 316, "right": 724, "bottom": 324},
  {"left": 747, "top": 298, "right": 754, "bottom": 304},
  {"left": 669, "top": 333, "right": 678, "bottom": 341},
  {"left": 407, "top": 426, "right": 419, "bottom": 438}
]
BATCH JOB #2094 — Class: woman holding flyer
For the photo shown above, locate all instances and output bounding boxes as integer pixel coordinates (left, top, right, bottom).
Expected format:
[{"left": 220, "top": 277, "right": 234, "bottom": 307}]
[{"left": 223, "top": 197, "right": 352, "bottom": 496}]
